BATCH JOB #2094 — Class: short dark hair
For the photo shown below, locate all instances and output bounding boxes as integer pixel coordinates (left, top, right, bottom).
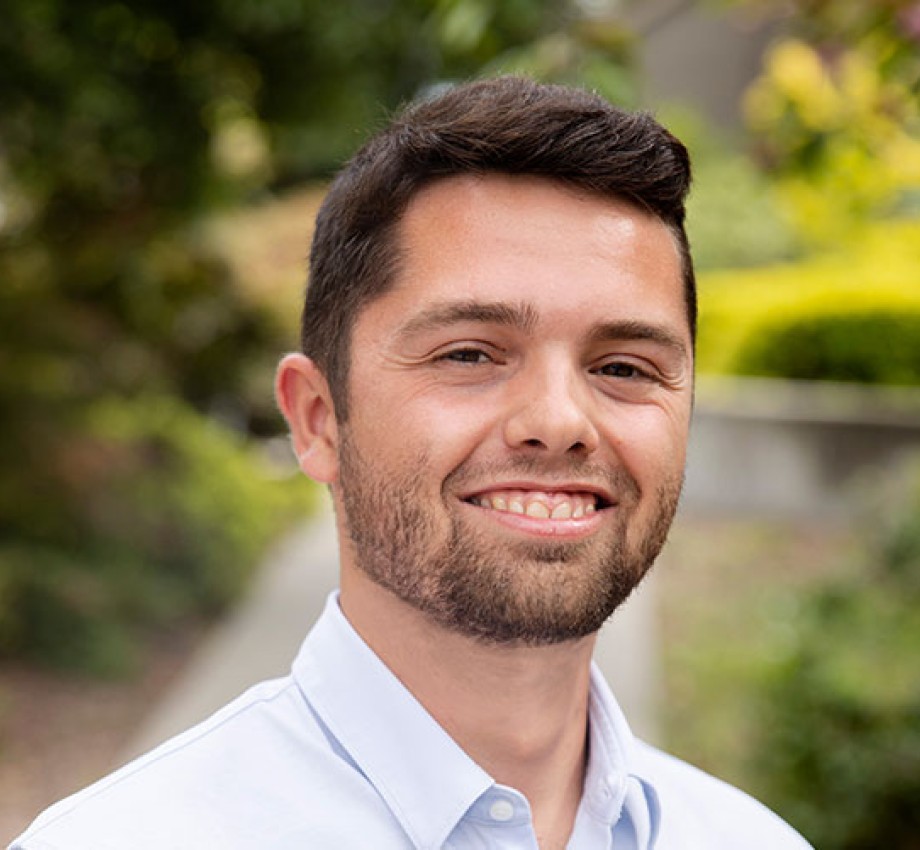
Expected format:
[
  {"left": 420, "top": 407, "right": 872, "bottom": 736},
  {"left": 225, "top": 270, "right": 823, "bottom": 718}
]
[{"left": 302, "top": 75, "right": 694, "bottom": 419}]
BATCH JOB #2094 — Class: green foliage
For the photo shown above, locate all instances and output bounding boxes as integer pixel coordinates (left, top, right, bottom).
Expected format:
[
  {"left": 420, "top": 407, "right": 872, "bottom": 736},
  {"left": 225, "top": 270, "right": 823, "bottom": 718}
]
[
  {"left": 735, "top": 309, "right": 920, "bottom": 385},
  {"left": 659, "top": 108, "right": 801, "bottom": 271},
  {"left": 697, "top": 220, "right": 920, "bottom": 384},
  {"left": 739, "top": 2, "right": 920, "bottom": 243},
  {"left": 0, "top": 0, "right": 589, "bottom": 451},
  {"left": 0, "top": 226, "right": 287, "bottom": 431},
  {"left": 1, "top": 0, "right": 637, "bottom": 671},
  {"left": 0, "top": 394, "right": 313, "bottom": 676},
  {"left": 750, "top": 461, "right": 920, "bottom": 849},
  {"left": 0, "top": 0, "right": 570, "bottom": 218},
  {"left": 687, "top": 153, "right": 800, "bottom": 271},
  {"left": 486, "top": 14, "right": 637, "bottom": 106}
]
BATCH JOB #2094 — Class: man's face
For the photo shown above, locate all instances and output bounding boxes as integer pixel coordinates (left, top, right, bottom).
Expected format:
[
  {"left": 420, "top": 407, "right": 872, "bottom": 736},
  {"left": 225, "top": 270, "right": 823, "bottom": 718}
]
[{"left": 334, "top": 174, "right": 693, "bottom": 646}]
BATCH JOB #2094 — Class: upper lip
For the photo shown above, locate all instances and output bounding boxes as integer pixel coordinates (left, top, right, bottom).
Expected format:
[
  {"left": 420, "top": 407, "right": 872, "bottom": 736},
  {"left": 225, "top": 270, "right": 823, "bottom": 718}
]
[{"left": 458, "top": 481, "right": 616, "bottom": 507}]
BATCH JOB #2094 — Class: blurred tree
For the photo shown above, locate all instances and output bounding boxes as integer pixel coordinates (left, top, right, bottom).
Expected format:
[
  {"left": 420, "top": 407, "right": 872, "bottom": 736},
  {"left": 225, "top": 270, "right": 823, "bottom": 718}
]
[
  {"left": 0, "top": 0, "right": 588, "bottom": 435},
  {"left": 0, "top": 0, "right": 637, "bottom": 669},
  {"left": 733, "top": 0, "right": 920, "bottom": 240}
]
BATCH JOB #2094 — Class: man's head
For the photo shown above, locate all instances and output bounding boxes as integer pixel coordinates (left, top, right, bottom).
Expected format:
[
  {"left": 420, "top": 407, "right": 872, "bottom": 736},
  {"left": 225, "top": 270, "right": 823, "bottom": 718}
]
[
  {"left": 301, "top": 75, "right": 694, "bottom": 420},
  {"left": 280, "top": 76, "right": 695, "bottom": 646}
]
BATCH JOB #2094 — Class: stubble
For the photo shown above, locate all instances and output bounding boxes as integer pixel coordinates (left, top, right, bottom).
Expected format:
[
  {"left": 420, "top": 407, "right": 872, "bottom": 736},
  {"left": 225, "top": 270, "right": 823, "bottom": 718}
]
[{"left": 336, "top": 432, "right": 681, "bottom": 646}]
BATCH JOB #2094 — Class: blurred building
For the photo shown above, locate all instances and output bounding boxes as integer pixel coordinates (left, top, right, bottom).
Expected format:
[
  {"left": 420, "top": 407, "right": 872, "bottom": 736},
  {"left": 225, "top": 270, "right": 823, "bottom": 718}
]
[{"left": 625, "top": 0, "right": 781, "bottom": 131}]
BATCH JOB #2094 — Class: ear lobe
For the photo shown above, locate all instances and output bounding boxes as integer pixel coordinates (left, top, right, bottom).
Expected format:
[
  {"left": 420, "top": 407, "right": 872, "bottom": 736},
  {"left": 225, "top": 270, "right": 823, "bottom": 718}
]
[{"left": 275, "top": 353, "right": 339, "bottom": 484}]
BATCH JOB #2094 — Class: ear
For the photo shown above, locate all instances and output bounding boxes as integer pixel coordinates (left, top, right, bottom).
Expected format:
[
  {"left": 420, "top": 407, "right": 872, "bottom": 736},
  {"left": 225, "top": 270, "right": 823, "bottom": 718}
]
[{"left": 275, "top": 353, "right": 340, "bottom": 484}]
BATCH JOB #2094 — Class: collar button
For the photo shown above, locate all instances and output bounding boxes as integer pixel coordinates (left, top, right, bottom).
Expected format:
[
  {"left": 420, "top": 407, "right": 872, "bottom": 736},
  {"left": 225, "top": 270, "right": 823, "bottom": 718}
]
[{"left": 489, "top": 798, "right": 515, "bottom": 822}]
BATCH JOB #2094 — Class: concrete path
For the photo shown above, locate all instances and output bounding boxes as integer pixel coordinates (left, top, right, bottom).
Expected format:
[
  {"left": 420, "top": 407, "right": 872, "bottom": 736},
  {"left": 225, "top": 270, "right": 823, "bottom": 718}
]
[{"left": 125, "top": 494, "right": 660, "bottom": 761}]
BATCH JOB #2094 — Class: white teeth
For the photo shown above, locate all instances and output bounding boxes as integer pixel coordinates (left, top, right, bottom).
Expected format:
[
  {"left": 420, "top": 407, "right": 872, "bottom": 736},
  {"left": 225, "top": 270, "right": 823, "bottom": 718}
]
[
  {"left": 525, "top": 501, "right": 551, "bottom": 518},
  {"left": 471, "top": 492, "right": 600, "bottom": 520},
  {"left": 551, "top": 502, "right": 573, "bottom": 519}
]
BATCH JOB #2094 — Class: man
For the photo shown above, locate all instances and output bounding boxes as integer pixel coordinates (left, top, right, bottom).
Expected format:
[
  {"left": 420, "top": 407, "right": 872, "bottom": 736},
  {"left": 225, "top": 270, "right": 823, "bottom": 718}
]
[{"left": 12, "top": 77, "right": 812, "bottom": 849}]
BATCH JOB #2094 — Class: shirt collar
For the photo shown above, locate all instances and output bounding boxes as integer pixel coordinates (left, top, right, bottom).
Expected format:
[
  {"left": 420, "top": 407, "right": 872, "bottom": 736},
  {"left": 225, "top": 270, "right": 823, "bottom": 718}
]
[
  {"left": 292, "top": 593, "right": 493, "bottom": 849},
  {"left": 583, "top": 663, "right": 661, "bottom": 847},
  {"left": 293, "top": 593, "right": 660, "bottom": 849}
]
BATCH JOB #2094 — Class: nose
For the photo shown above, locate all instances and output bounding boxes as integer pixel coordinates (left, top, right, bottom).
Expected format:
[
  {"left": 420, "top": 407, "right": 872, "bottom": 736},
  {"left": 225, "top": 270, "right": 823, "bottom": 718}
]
[{"left": 503, "top": 359, "right": 600, "bottom": 456}]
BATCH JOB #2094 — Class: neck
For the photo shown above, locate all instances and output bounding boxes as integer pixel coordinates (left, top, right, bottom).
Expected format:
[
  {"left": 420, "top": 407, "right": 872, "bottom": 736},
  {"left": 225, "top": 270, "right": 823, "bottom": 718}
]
[{"left": 340, "top": 567, "right": 595, "bottom": 848}]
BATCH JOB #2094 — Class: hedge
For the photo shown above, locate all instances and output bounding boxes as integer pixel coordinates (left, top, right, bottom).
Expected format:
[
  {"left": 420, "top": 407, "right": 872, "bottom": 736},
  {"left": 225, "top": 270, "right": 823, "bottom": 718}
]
[
  {"left": 735, "top": 309, "right": 920, "bottom": 384},
  {"left": 697, "top": 220, "right": 920, "bottom": 385}
]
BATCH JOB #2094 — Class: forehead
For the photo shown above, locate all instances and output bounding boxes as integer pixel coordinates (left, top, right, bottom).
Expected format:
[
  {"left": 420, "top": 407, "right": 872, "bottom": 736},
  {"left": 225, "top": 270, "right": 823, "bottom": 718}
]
[{"left": 389, "top": 173, "right": 684, "bottom": 322}]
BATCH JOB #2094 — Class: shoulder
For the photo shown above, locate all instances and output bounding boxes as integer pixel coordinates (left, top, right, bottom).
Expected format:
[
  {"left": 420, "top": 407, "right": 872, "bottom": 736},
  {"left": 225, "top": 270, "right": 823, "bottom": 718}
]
[
  {"left": 9, "top": 676, "right": 398, "bottom": 850},
  {"left": 634, "top": 741, "right": 814, "bottom": 850}
]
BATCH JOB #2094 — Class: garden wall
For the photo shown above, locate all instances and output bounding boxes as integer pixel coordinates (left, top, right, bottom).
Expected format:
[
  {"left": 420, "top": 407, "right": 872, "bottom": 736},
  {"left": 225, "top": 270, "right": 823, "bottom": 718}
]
[{"left": 683, "top": 376, "right": 920, "bottom": 519}]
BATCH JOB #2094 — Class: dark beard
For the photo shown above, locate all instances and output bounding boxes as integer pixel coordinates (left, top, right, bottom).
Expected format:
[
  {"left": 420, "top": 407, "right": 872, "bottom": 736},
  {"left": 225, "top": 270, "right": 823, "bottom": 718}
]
[{"left": 336, "top": 433, "right": 681, "bottom": 646}]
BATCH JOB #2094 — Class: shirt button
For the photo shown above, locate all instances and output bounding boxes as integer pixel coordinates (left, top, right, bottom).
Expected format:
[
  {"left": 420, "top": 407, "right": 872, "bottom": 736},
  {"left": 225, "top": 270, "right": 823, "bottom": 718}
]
[
  {"left": 598, "top": 776, "right": 625, "bottom": 805},
  {"left": 489, "top": 798, "right": 515, "bottom": 822}
]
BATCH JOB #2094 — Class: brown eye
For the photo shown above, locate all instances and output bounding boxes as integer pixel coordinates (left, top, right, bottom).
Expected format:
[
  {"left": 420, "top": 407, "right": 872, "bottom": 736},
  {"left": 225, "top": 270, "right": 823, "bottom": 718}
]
[
  {"left": 440, "top": 348, "right": 492, "bottom": 364},
  {"left": 598, "top": 361, "right": 643, "bottom": 379}
]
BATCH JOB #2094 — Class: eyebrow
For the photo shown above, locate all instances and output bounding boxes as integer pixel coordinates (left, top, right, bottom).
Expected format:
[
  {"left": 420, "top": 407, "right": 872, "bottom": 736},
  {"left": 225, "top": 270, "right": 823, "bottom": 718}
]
[
  {"left": 396, "top": 301, "right": 689, "bottom": 359},
  {"left": 396, "top": 300, "right": 540, "bottom": 338},
  {"left": 588, "top": 320, "right": 689, "bottom": 357}
]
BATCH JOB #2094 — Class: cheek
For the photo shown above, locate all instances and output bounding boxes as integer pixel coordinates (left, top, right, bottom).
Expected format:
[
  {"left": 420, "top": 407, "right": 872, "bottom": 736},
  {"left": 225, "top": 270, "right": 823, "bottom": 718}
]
[
  {"left": 604, "top": 406, "right": 689, "bottom": 483},
  {"left": 412, "top": 401, "right": 498, "bottom": 469},
  {"left": 350, "top": 383, "right": 496, "bottom": 474}
]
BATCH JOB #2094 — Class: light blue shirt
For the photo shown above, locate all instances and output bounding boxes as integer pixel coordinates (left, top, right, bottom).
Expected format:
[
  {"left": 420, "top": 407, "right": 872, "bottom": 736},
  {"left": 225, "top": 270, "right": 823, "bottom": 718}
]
[{"left": 12, "top": 593, "right": 812, "bottom": 849}]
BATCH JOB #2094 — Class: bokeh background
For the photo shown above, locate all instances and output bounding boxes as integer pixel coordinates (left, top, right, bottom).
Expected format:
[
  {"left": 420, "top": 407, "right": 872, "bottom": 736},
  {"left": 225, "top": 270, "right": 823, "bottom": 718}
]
[{"left": 2, "top": 0, "right": 919, "bottom": 846}]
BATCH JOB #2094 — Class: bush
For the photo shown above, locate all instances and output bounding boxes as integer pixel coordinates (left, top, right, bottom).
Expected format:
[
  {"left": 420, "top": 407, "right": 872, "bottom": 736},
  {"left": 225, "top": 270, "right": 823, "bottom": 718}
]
[
  {"left": 750, "top": 461, "right": 920, "bottom": 849},
  {"left": 0, "top": 394, "right": 314, "bottom": 676},
  {"left": 735, "top": 309, "right": 920, "bottom": 385},
  {"left": 697, "top": 219, "right": 920, "bottom": 384}
]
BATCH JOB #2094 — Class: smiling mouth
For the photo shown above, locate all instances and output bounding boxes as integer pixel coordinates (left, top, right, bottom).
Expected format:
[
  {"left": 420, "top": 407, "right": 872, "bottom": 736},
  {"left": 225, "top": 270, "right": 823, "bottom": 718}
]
[{"left": 465, "top": 489, "right": 610, "bottom": 520}]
